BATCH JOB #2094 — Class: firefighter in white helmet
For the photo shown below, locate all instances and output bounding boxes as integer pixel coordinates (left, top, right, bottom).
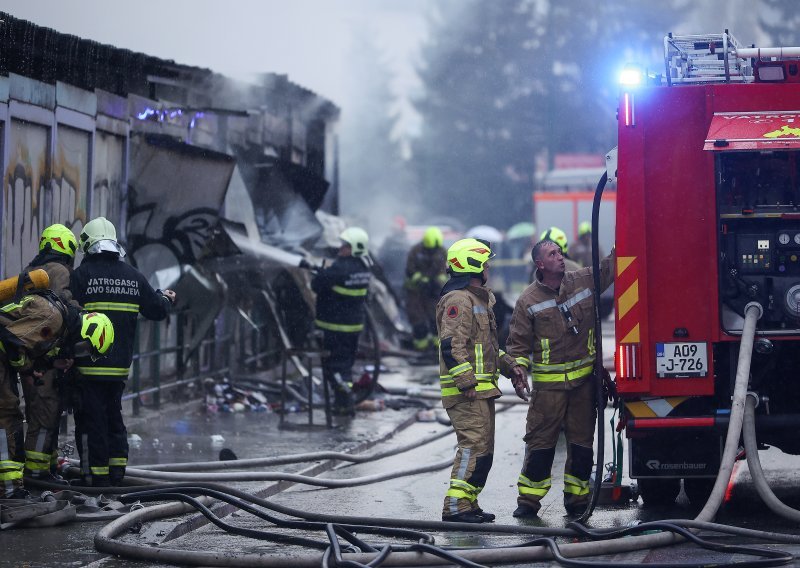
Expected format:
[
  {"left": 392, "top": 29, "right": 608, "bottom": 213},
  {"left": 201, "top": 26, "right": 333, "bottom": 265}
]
[
  {"left": 312, "top": 227, "right": 372, "bottom": 416},
  {"left": 404, "top": 226, "right": 447, "bottom": 352},
  {"left": 437, "top": 238, "right": 527, "bottom": 523},
  {"left": 507, "top": 237, "right": 615, "bottom": 517},
  {"left": 69, "top": 217, "right": 176, "bottom": 487}
]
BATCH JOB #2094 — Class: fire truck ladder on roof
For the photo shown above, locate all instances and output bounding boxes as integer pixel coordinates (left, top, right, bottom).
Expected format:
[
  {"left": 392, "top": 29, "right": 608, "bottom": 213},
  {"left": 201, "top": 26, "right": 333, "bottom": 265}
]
[{"left": 664, "top": 31, "right": 753, "bottom": 86}]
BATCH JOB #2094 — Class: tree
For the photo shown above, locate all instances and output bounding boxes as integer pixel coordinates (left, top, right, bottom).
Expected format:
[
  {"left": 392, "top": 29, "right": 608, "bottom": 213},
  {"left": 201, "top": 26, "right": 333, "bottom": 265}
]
[
  {"left": 410, "top": 0, "right": 683, "bottom": 229},
  {"left": 411, "top": 0, "right": 542, "bottom": 229}
]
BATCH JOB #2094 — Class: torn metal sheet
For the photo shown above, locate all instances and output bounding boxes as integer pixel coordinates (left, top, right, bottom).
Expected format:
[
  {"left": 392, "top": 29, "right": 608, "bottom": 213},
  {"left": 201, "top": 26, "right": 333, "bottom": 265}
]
[
  {"left": 211, "top": 219, "right": 305, "bottom": 268},
  {"left": 171, "top": 265, "right": 226, "bottom": 362},
  {"left": 127, "top": 134, "right": 236, "bottom": 276},
  {"left": 233, "top": 151, "right": 326, "bottom": 250}
]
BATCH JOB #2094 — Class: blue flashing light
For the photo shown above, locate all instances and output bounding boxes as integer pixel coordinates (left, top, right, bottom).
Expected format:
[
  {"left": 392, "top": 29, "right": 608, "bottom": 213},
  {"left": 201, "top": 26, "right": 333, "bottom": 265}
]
[
  {"left": 619, "top": 64, "right": 643, "bottom": 87},
  {"left": 137, "top": 108, "right": 158, "bottom": 120}
]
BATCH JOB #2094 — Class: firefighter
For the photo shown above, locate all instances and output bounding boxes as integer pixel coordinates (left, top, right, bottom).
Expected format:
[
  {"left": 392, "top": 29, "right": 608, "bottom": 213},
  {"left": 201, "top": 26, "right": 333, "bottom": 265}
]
[
  {"left": 540, "top": 227, "right": 581, "bottom": 272},
  {"left": 21, "top": 224, "right": 79, "bottom": 482},
  {"left": 312, "top": 227, "right": 372, "bottom": 416},
  {"left": 404, "top": 226, "right": 447, "bottom": 352},
  {"left": 438, "top": 238, "right": 527, "bottom": 523},
  {"left": 0, "top": 292, "right": 113, "bottom": 499},
  {"left": 529, "top": 227, "right": 580, "bottom": 283},
  {"left": 507, "top": 238, "right": 615, "bottom": 517},
  {"left": 570, "top": 221, "right": 605, "bottom": 268},
  {"left": 69, "top": 217, "right": 176, "bottom": 487}
]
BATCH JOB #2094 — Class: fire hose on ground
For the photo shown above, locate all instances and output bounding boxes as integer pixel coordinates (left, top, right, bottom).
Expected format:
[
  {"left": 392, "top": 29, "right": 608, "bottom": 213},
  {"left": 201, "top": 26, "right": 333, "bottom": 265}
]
[
  {"left": 90, "top": 302, "right": 800, "bottom": 567},
  {"left": 743, "top": 394, "right": 800, "bottom": 523},
  {"left": 26, "top": 298, "right": 796, "bottom": 565}
]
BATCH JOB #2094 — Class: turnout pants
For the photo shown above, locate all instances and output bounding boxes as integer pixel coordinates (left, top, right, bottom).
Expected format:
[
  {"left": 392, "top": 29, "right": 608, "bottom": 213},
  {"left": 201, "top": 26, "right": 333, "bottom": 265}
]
[
  {"left": 322, "top": 330, "right": 360, "bottom": 411},
  {"left": 517, "top": 379, "right": 596, "bottom": 512},
  {"left": 21, "top": 369, "right": 61, "bottom": 477},
  {"left": 442, "top": 398, "right": 495, "bottom": 518},
  {"left": 0, "top": 360, "right": 24, "bottom": 497},
  {"left": 74, "top": 379, "right": 128, "bottom": 486}
]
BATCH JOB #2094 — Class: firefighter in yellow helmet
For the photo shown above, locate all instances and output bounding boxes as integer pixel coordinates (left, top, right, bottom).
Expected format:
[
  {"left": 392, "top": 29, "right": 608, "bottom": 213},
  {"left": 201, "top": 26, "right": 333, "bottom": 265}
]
[
  {"left": 312, "top": 227, "right": 372, "bottom": 416},
  {"left": 20, "top": 224, "right": 81, "bottom": 483},
  {"left": 0, "top": 287, "right": 114, "bottom": 500},
  {"left": 506, "top": 238, "right": 615, "bottom": 517},
  {"left": 437, "top": 238, "right": 528, "bottom": 523},
  {"left": 530, "top": 227, "right": 581, "bottom": 282},
  {"left": 404, "top": 226, "right": 447, "bottom": 352}
]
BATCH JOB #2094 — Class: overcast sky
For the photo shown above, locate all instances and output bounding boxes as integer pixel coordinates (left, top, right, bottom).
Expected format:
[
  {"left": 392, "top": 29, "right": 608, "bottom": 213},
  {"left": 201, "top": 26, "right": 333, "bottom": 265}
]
[{"left": 2, "top": 0, "right": 428, "bottom": 112}]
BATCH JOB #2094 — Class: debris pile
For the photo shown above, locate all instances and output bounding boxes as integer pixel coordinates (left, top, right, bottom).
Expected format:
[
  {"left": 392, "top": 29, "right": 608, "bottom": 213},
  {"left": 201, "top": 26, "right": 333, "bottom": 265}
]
[{"left": 203, "top": 377, "right": 272, "bottom": 413}]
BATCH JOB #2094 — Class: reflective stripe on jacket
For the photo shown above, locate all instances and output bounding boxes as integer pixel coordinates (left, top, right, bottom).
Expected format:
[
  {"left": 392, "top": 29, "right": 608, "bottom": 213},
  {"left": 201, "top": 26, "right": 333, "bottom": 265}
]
[
  {"left": 507, "top": 250, "right": 615, "bottom": 390},
  {"left": 437, "top": 284, "right": 516, "bottom": 408},
  {"left": 312, "top": 256, "right": 371, "bottom": 334},
  {"left": 70, "top": 252, "right": 172, "bottom": 381}
]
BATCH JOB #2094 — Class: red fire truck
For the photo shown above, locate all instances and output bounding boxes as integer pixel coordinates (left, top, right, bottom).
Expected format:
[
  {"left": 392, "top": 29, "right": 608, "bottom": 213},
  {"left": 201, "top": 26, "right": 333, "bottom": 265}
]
[{"left": 614, "top": 32, "right": 800, "bottom": 506}]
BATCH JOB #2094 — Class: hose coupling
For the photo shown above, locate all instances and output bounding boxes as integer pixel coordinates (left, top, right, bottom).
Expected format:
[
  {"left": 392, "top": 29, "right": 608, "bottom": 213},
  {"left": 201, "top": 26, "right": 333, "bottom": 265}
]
[{"left": 744, "top": 302, "right": 764, "bottom": 320}]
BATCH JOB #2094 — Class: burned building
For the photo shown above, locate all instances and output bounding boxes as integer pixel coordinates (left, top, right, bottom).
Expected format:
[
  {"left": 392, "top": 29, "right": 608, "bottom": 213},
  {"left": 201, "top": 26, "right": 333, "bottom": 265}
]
[{"left": 0, "top": 12, "right": 383, "bottom": 405}]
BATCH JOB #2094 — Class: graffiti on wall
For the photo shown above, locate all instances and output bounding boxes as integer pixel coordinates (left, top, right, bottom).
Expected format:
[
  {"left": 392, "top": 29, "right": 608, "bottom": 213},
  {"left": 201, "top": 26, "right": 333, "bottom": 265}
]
[
  {"left": 4, "top": 120, "right": 92, "bottom": 277},
  {"left": 127, "top": 134, "right": 235, "bottom": 276}
]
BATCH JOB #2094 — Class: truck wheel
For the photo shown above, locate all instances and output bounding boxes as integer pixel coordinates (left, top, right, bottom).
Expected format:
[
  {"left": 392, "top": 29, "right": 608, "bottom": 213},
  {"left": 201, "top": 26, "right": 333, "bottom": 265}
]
[
  {"left": 638, "top": 478, "right": 680, "bottom": 507},
  {"left": 683, "top": 478, "right": 716, "bottom": 507}
]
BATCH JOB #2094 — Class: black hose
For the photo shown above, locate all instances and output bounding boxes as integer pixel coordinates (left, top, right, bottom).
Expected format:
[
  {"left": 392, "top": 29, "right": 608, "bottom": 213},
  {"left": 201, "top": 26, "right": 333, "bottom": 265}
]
[
  {"left": 563, "top": 521, "right": 793, "bottom": 568},
  {"left": 408, "top": 543, "right": 490, "bottom": 568},
  {"left": 120, "top": 482, "right": 578, "bottom": 536},
  {"left": 124, "top": 487, "right": 510, "bottom": 568},
  {"left": 120, "top": 486, "right": 434, "bottom": 543},
  {"left": 97, "top": 483, "right": 800, "bottom": 567},
  {"left": 131, "top": 491, "right": 329, "bottom": 549},
  {"left": 576, "top": 170, "right": 609, "bottom": 524},
  {"left": 330, "top": 523, "right": 380, "bottom": 553}
]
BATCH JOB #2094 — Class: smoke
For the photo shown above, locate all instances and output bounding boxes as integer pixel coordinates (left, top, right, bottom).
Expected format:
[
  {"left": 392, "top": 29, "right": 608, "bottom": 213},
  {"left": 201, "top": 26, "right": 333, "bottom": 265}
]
[{"left": 337, "top": 27, "right": 425, "bottom": 246}]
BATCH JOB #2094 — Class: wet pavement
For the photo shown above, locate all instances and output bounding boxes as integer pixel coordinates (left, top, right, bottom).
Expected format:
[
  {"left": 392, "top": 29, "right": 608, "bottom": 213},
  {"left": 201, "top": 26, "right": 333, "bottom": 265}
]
[{"left": 6, "top": 321, "right": 800, "bottom": 567}]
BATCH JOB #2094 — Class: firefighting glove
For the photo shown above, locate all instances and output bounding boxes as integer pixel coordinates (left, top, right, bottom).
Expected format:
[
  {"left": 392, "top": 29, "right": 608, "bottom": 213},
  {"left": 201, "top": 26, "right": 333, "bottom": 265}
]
[
  {"left": 406, "top": 271, "right": 429, "bottom": 289},
  {"left": 298, "top": 259, "right": 321, "bottom": 274},
  {"left": 601, "top": 368, "right": 619, "bottom": 408}
]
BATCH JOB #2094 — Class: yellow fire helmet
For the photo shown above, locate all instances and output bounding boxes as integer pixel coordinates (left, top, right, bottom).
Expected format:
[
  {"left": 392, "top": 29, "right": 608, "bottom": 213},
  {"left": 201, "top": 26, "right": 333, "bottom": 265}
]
[
  {"left": 578, "top": 221, "right": 592, "bottom": 237},
  {"left": 540, "top": 226, "right": 569, "bottom": 254},
  {"left": 39, "top": 224, "right": 78, "bottom": 257},
  {"left": 422, "top": 226, "right": 444, "bottom": 249},
  {"left": 79, "top": 312, "right": 115, "bottom": 359},
  {"left": 446, "top": 238, "right": 494, "bottom": 274}
]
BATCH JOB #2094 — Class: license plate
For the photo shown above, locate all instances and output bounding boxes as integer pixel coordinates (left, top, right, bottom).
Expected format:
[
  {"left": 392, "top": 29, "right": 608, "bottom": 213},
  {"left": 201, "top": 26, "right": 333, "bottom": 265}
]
[{"left": 655, "top": 342, "right": 708, "bottom": 378}]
